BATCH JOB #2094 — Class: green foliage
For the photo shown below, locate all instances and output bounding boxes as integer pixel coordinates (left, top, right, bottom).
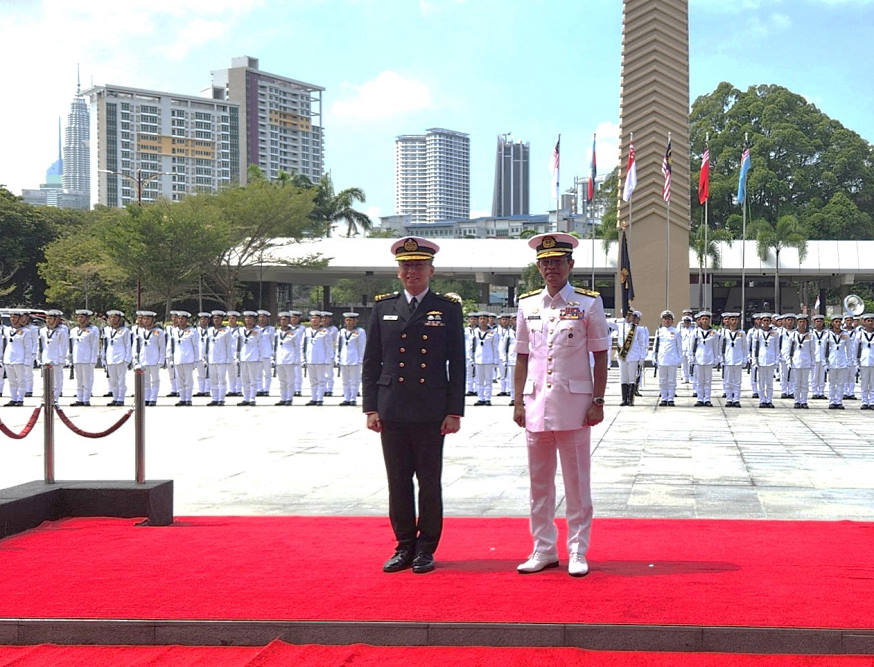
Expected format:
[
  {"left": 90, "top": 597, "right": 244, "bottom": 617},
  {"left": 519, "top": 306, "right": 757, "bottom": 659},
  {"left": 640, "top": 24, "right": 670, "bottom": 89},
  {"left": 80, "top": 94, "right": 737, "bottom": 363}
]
[
  {"left": 518, "top": 262, "right": 542, "bottom": 294},
  {"left": 748, "top": 214, "right": 809, "bottom": 312},
  {"left": 310, "top": 174, "right": 372, "bottom": 237}
]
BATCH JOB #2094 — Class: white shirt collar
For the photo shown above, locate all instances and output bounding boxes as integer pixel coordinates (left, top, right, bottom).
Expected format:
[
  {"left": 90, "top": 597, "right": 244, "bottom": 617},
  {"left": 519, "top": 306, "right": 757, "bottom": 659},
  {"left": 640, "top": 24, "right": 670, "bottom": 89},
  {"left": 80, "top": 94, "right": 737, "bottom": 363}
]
[
  {"left": 404, "top": 287, "right": 429, "bottom": 303},
  {"left": 540, "top": 282, "right": 574, "bottom": 307}
]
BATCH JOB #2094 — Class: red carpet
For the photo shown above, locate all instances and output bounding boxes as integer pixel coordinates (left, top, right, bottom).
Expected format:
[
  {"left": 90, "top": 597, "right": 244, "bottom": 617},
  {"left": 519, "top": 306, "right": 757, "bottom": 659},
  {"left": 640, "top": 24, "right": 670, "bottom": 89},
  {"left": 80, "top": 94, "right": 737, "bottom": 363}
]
[
  {"left": 1, "top": 642, "right": 872, "bottom": 666},
  {"left": 1, "top": 517, "right": 873, "bottom": 628}
]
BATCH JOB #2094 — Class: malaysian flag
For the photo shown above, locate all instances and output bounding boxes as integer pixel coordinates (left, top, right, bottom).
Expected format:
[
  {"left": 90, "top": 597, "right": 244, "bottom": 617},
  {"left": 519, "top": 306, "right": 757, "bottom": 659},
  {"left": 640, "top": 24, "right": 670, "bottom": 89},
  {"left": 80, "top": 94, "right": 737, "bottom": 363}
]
[
  {"left": 622, "top": 140, "right": 637, "bottom": 203},
  {"left": 698, "top": 147, "right": 710, "bottom": 205},
  {"left": 662, "top": 136, "right": 672, "bottom": 203},
  {"left": 587, "top": 133, "right": 596, "bottom": 203},
  {"left": 551, "top": 134, "right": 560, "bottom": 199}
]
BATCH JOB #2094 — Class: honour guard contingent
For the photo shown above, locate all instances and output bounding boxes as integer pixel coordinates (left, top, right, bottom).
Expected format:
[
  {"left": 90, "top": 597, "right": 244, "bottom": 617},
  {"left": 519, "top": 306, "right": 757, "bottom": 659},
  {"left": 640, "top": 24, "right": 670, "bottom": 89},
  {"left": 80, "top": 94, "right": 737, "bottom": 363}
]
[
  {"left": 788, "top": 314, "right": 814, "bottom": 409},
  {"left": 825, "top": 315, "right": 850, "bottom": 409},
  {"left": 70, "top": 309, "right": 100, "bottom": 406},
  {"left": 3, "top": 311, "right": 36, "bottom": 406},
  {"left": 720, "top": 312, "right": 747, "bottom": 407},
  {"left": 236, "top": 311, "right": 262, "bottom": 406},
  {"left": 204, "top": 310, "right": 233, "bottom": 406},
  {"left": 689, "top": 310, "right": 719, "bottom": 407},
  {"left": 464, "top": 312, "right": 479, "bottom": 396},
  {"left": 363, "top": 236, "right": 464, "bottom": 575},
  {"left": 473, "top": 312, "right": 500, "bottom": 405},
  {"left": 303, "top": 311, "right": 333, "bottom": 405},
  {"left": 321, "top": 311, "right": 338, "bottom": 397},
  {"left": 858, "top": 313, "right": 874, "bottom": 409},
  {"left": 753, "top": 313, "right": 780, "bottom": 408},
  {"left": 256, "top": 310, "right": 274, "bottom": 397},
  {"left": 747, "top": 313, "right": 763, "bottom": 399},
  {"left": 616, "top": 309, "right": 646, "bottom": 406},
  {"left": 40, "top": 310, "right": 68, "bottom": 404},
  {"left": 225, "top": 311, "right": 243, "bottom": 396},
  {"left": 779, "top": 313, "right": 797, "bottom": 399},
  {"left": 134, "top": 311, "right": 165, "bottom": 406},
  {"left": 169, "top": 311, "right": 200, "bottom": 406},
  {"left": 336, "top": 312, "right": 366, "bottom": 406},
  {"left": 102, "top": 310, "right": 133, "bottom": 406},
  {"left": 273, "top": 310, "right": 305, "bottom": 405},
  {"left": 513, "top": 233, "right": 609, "bottom": 578},
  {"left": 653, "top": 310, "right": 683, "bottom": 406},
  {"left": 194, "top": 313, "right": 211, "bottom": 397},
  {"left": 810, "top": 314, "right": 828, "bottom": 399}
]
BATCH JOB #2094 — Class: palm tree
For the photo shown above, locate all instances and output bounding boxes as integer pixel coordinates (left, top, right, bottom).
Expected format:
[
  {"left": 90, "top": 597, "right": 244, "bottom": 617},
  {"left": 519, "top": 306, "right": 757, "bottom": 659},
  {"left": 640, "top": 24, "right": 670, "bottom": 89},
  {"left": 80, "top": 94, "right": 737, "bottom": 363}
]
[
  {"left": 311, "top": 174, "right": 372, "bottom": 237},
  {"left": 690, "top": 224, "right": 733, "bottom": 309},
  {"left": 748, "top": 214, "right": 808, "bottom": 313}
]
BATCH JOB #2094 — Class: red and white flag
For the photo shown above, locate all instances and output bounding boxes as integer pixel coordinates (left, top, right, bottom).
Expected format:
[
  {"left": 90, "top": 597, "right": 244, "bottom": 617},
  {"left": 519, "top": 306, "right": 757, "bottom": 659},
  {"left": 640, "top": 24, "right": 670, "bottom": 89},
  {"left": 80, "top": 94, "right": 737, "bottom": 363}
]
[
  {"left": 698, "top": 147, "right": 710, "bottom": 205},
  {"left": 662, "top": 137, "right": 672, "bottom": 203},
  {"left": 622, "top": 140, "right": 637, "bottom": 202},
  {"left": 814, "top": 294, "right": 821, "bottom": 314},
  {"left": 551, "top": 135, "right": 560, "bottom": 199}
]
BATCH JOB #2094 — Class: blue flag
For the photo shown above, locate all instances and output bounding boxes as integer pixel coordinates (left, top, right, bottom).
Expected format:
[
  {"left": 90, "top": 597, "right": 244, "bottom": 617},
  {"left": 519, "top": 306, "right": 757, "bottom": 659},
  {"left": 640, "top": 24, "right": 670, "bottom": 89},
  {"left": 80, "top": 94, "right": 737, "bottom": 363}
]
[{"left": 737, "top": 140, "right": 751, "bottom": 204}]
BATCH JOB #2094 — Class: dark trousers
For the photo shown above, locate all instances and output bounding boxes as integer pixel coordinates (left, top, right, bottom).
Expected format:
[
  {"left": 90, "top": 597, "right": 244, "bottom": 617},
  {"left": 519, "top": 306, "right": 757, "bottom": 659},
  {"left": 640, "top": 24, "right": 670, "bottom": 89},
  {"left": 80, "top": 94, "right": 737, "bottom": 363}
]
[{"left": 380, "top": 420, "right": 445, "bottom": 554}]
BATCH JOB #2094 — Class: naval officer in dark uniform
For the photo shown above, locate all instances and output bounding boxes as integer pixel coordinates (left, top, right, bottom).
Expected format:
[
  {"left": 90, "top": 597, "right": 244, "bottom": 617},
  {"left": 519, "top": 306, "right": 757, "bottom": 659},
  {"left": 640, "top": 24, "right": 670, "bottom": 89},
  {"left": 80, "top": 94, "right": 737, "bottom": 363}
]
[{"left": 363, "top": 236, "right": 465, "bottom": 574}]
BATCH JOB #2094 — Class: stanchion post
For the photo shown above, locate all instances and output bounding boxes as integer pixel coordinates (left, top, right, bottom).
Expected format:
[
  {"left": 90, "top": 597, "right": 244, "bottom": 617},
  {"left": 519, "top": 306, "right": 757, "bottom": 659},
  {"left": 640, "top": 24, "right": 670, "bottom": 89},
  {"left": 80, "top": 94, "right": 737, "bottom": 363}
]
[
  {"left": 43, "top": 363, "right": 55, "bottom": 484},
  {"left": 135, "top": 368, "right": 145, "bottom": 484}
]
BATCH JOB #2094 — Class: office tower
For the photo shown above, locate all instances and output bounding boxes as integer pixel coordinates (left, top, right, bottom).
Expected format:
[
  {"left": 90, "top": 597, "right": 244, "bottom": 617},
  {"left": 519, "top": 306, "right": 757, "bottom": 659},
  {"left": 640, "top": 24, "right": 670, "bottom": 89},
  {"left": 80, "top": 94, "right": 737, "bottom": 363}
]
[
  {"left": 63, "top": 75, "right": 90, "bottom": 207},
  {"left": 491, "top": 134, "right": 529, "bottom": 216},
  {"left": 395, "top": 127, "right": 469, "bottom": 223},
  {"left": 86, "top": 84, "right": 240, "bottom": 207},
  {"left": 208, "top": 56, "right": 324, "bottom": 183}
]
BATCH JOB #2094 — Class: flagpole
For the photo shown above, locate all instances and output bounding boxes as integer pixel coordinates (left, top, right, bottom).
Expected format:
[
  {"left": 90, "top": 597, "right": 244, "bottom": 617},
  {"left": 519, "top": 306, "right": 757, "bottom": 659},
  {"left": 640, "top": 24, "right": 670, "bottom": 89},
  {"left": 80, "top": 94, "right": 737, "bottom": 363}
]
[
  {"left": 665, "top": 132, "right": 671, "bottom": 310},
  {"left": 740, "top": 132, "right": 749, "bottom": 328},
  {"left": 703, "top": 132, "right": 710, "bottom": 312},
  {"left": 590, "top": 132, "right": 596, "bottom": 290}
]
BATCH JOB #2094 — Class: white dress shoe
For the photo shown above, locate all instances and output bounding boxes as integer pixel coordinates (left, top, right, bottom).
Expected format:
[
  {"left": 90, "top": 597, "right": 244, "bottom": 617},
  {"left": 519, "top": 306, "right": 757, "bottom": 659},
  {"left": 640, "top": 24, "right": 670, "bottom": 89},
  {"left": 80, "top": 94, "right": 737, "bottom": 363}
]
[
  {"left": 517, "top": 553, "right": 559, "bottom": 574},
  {"left": 568, "top": 554, "right": 589, "bottom": 577}
]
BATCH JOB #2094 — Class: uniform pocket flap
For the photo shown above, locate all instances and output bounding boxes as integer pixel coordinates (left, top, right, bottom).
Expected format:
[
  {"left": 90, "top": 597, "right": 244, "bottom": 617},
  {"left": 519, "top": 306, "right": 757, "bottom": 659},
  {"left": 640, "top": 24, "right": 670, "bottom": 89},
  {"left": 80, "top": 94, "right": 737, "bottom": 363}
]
[
  {"left": 377, "top": 374, "right": 392, "bottom": 386},
  {"left": 569, "top": 379, "right": 593, "bottom": 393}
]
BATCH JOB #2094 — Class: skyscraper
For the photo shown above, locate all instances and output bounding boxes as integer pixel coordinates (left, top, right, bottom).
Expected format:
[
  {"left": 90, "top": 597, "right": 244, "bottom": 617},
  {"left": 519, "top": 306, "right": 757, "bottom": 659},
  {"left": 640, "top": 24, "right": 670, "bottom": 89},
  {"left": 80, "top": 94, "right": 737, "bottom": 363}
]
[
  {"left": 63, "top": 75, "right": 90, "bottom": 208},
  {"left": 207, "top": 56, "right": 324, "bottom": 184},
  {"left": 491, "top": 134, "right": 529, "bottom": 217},
  {"left": 395, "top": 128, "right": 469, "bottom": 223},
  {"left": 86, "top": 84, "right": 240, "bottom": 207}
]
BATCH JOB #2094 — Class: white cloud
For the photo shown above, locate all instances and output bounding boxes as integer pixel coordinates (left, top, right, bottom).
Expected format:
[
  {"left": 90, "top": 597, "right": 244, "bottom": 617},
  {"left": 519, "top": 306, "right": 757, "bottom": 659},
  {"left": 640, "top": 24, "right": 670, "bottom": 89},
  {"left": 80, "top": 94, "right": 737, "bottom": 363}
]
[
  {"left": 771, "top": 12, "right": 792, "bottom": 29},
  {"left": 593, "top": 121, "right": 621, "bottom": 174},
  {"left": 329, "top": 71, "right": 434, "bottom": 122}
]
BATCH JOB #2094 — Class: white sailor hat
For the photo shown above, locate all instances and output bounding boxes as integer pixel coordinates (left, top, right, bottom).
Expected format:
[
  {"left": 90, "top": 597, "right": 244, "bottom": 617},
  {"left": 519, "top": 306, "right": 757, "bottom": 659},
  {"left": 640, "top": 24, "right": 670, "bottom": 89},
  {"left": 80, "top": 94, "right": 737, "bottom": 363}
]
[
  {"left": 278, "top": 311, "right": 291, "bottom": 318},
  {"left": 499, "top": 312, "right": 513, "bottom": 318},
  {"left": 242, "top": 310, "right": 257, "bottom": 318},
  {"left": 140, "top": 310, "right": 157, "bottom": 318},
  {"left": 682, "top": 308, "right": 694, "bottom": 314},
  {"left": 660, "top": 309, "right": 675, "bottom": 319},
  {"left": 796, "top": 313, "right": 809, "bottom": 321},
  {"left": 486, "top": 312, "right": 498, "bottom": 318},
  {"left": 760, "top": 312, "right": 773, "bottom": 319},
  {"left": 343, "top": 312, "right": 360, "bottom": 318},
  {"left": 812, "top": 313, "right": 825, "bottom": 320},
  {"left": 256, "top": 309, "right": 271, "bottom": 316},
  {"left": 695, "top": 310, "right": 712, "bottom": 319},
  {"left": 211, "top": 310, "right": 226, "bottom": 317},
  {"left": 682, "top": 316, "right": 693, "bottom": 322},
  {"left": 106, "top": 309, "right": 124, "bottom": 317},
  {"left": 226, "top": 310, "right": 241, "bottom": 317},
  {"left": 177, "top": 310, "right": 191, "bottom": 318},
  {"left": 308, "top": 310, "right": 321, "bottom": 317},
  {"left": 862, "top": 313, "right": 874, "bottom": 320},
  {"left": 74, "top": 309, "right": 93, "bottom": 317},
  {"left": 169, "top": 310, "right": 180, "bottom": 316},
  {"left": 289, "top": 310, "right": 302, "bottom": 316},
  {"left": 782, "top": 313, "right": 796, "bottom": 319},
  {"left": 467, "top": 311, "right": 480, "bottom": 318},
  {"left": 528, "top": 232, "right": 578, "bottom": 259},
  {"left": 632, "top": 310, "right": 642, "bottom": 318},
  {"left": 197, "top": 312, "right": 211, "bottom": 318},
  {"left": 391, "top": 236, "right": 440, "bottom": 261},
  {"left": 45, "top": 309, "right": 63, "bottom": 317},
  {"left": 321, "top": 310, "right": 333, "bottom": 317},
  {"left": 722, "top": 312, "right": 740, "bottom": 318},
  {"left": 751, "top": 312, "right": 762, "bottom": 319}
]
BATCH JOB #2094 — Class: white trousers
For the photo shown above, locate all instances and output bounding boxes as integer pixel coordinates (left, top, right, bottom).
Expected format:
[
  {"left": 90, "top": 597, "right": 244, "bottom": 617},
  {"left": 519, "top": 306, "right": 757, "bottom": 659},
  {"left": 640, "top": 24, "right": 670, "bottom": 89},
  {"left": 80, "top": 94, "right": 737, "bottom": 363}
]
[
  {"left": 195, "top": 360, "right": 209, "bottom": 393},
  {"left": 757, "top": 365, "right": 775, "bottom": 403},
  {"left": 23, "top": 363, "right": 34, "bottom": 393},
  {"left": 860, "top": 366, "right": 874, "bottom": 406},
  {"left": 811, "top": 362, "right": 826, "bottom": 396},
  {"left": 829, "top": 367, "right": 848, "bottom": 405},
  {"left": 74, "top": 363, "right": 95, "bottom": 402},
  {"left": 845, "top": 366, "right": 858, "bottom": 397},
  {"left": 175, "top": 362, "right": 195, "bottom": 401},
  {"left": 475, "top": 364, "right": 495, "bottom": 401},
  {"left": 141, "top": 365, "right": 161, "bottom": 402},
  {"left": 209, "top": 363, "right": 228, "bottom": 401},
  {"left": 657, "top": 364, "right": 678, "bottom": 400},
  {"left": 780, "top": 360, "right": 794, "bottom": 395},
  {"left": 259, "top": 358, "right": 272, "bottom": 393},
  {"left": 694, "top": 364, "right": 713, "bottom": 402},
  {"left": 239, "top": 361, "right": 260, "bottom": 402},
  {"left": 506, "top": 363, "right": 516, "bottom": 399},
  {"left": 526, "top": 427, "right": 593, "bottom": 558},
  {"left": 276, "top": 364, "right": 297, "bottom": 401},
  {"left": 793, "top": 367, "right": 811, "bottom": 404},
  {"left": 5, "top": 364, "right": 26, "bottom": 401},
  {"left": 466, "top": 362, "right": 476, "bottom": 392},
  {"left": 339, "top": 364, "right": 362, "bottom": 402},
  {"left": 618, "top": 359, "right": 639, "bottom": 384},
  {"left": 307, "top": 364, "right": 329, "bottom": 401},
  {"left": 227, "top": 363, "right": 241, "bottom": 393},
  {"left": 723, "top": 364, "right": 743, "bottom": 402},
  {"left": 107, "top": 363, "right": 127, "bottom": 401},
  {"left": 43, "top": 364, "right": 64, "bottom": 402}
]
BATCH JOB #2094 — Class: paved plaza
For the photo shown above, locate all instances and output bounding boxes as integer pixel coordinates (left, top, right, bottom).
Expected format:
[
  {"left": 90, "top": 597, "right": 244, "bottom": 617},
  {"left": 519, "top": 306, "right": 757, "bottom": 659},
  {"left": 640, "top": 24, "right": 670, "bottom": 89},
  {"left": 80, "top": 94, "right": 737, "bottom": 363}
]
[{"left": 1, "top": 368, "right": 872, "bottom": 521}]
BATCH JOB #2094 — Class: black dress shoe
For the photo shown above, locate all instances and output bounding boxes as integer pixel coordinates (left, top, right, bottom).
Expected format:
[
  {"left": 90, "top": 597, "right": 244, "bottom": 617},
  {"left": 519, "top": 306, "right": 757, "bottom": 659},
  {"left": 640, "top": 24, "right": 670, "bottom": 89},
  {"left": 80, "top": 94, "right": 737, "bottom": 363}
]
[
  {"left": 694, "top": 401, "right": 705, "bottom": 407},
  {"left": 704, "top": 401, "right": 712, "bottom": 407},
  {"left": 383, "top": 548, "right": 414, "bottom": 573},
  {"left": 412, "top": 552, "right": 435, "bottom": 574},
  {"left": 294, "top": 391, "right": 302, "bottom": 397},
  {"left": 25, "top": 392, "right": 33, "bottom": 398},
  {"left": 166, "top": 392, "right": 179, "bottom": 397}
]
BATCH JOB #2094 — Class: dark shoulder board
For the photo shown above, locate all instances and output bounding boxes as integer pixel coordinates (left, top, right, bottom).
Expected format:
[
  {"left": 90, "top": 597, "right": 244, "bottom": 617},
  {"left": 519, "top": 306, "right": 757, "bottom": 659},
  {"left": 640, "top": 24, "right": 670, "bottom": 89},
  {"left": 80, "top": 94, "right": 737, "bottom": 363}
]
[
  {"left": 374, "top": 291, "right": 400, "bottom": 302},
  {"left": 517, "top": 288, "right": 542, "bottom": 300},
  {"left": 434, "top": 292, "right": 462, "bottom": 304},
  {"left": 574, "top": 286, "right": 600, "bottom": 298}
]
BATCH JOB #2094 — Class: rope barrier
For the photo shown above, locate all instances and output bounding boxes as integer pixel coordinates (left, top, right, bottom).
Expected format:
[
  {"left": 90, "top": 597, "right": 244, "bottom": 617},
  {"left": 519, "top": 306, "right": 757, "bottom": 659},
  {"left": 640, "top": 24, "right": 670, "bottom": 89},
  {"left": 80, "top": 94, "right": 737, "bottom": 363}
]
[
  {"left": 0, "top": 406, "right": 43, "bottom": 440},
  {"left": 54, "top": 406, "right": 134, "bottom": 439}
]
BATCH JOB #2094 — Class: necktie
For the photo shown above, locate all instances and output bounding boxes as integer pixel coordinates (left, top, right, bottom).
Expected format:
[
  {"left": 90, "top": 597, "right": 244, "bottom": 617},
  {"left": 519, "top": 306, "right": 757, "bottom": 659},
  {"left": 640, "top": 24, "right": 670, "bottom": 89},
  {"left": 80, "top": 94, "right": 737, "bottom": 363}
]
[{"left": 409, "top": 297, "right": 418, "bottom": 313}]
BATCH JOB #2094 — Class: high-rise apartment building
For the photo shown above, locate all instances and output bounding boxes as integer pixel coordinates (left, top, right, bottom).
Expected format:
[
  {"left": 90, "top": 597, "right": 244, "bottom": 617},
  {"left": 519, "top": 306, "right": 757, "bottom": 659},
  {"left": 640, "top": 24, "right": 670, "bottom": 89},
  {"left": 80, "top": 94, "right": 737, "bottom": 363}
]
[
  {"left": 491, "top": 134, "right": 529, "bottom": 217},
  {"left": 86, "top": 85, "right": 240, "bottom": 207},
  {"left": 207, "top": 56, "right": 324, "bottom": 183},
  {"left": 63, "top": 78, "right": 90, "bottom": 208},
  {"left": 395, "top": 128, "right": 469, "bottom": 223}
]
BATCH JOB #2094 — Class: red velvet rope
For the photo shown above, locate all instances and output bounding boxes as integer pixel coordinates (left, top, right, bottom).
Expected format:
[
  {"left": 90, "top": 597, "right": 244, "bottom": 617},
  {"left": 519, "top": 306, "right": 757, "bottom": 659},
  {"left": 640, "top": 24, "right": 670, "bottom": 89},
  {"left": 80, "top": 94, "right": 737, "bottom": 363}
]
[
  {"left": 0, "top": 406, "right": 42, "bottom": 439},
  {"left": 54, "top": 406, "right": 134, "bottom": 439}
]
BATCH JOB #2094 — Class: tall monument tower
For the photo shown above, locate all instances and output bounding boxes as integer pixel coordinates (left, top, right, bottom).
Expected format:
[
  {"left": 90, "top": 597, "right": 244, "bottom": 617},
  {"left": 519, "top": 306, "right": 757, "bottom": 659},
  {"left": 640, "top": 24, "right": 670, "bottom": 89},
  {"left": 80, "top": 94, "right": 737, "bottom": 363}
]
[{"left": 616, "top": 0, "right": 690, "bottom": 320}]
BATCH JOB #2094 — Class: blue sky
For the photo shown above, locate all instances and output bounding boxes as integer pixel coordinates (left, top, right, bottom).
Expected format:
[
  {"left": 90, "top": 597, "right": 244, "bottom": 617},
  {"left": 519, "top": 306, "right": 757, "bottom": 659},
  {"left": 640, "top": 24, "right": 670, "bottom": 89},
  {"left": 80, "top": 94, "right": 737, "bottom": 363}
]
[{"left": 2, "top": 0, "right": 872, "bottom": 223}]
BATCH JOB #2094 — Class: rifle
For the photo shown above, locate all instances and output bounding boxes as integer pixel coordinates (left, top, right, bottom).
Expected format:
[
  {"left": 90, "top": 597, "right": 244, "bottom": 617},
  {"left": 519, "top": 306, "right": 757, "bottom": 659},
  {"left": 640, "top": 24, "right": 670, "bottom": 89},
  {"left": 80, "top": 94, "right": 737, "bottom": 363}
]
[{"left": 652, "top": 362, "right": 658, "bottom": 378}]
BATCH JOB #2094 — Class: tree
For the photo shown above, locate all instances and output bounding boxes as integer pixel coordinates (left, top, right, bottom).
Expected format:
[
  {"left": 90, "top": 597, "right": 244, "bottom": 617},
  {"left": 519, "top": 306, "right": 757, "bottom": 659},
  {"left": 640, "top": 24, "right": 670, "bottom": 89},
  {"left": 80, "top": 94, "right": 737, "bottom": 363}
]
[
  {"left": 689, "top": 225, "right": 733, "bottom": 308},
  {"left": 801, "top": 191, "right": 874, "bottom": 240},
  {"left": 748, "top": 214, "right": 809, "bottom": 313},
  {"left": 310, "top": 174, "right": 372, "bottom": 237}
]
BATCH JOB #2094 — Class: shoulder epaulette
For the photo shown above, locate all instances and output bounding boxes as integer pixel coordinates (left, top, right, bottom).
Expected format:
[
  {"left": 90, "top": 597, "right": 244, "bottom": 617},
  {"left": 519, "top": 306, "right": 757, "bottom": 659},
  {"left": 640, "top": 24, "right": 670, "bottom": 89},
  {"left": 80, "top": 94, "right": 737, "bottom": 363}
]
[
  {"left": 518, "top": 289, "right": 542, "bottom": 300},
  {"left": 574, "top": 287, "right": 600, "bottom": 297},
  {"left": 434, "top": 292, "right": 462, "bottom": 304},
  {"left": 374, "top": 291, "right": 399, "bottom": 302}
]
